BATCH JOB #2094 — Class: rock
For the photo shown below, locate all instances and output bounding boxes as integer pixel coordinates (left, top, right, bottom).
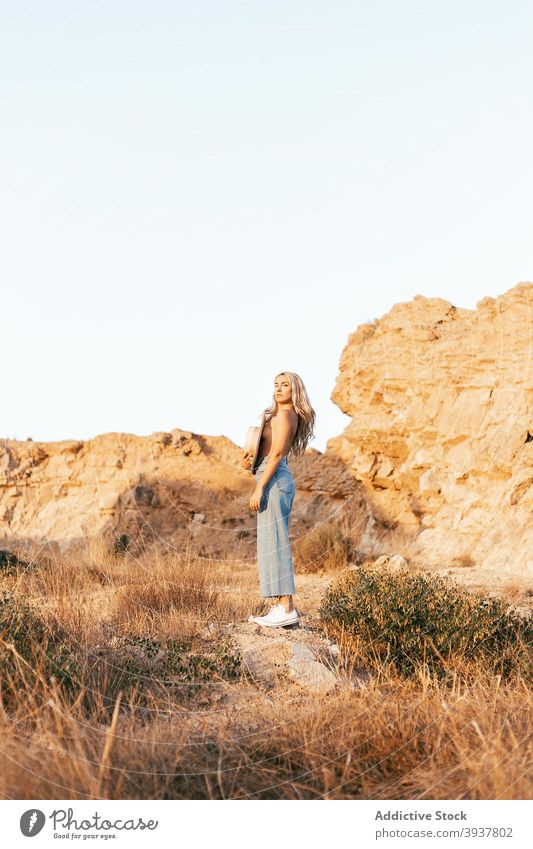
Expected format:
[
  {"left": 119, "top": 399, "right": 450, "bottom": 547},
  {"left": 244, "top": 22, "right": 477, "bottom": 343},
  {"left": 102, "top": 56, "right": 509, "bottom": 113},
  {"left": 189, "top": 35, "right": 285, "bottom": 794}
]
[
  {"left": 0, "top": 429, "right": 359, "bottom": 557},
  {"left": 201, "top": 622, "right": 221, "bottom": 638},
  {"left": 388, "top": 554, "right": 409, "bottom": 570},
  {"left": 373, "top": 554, "right": 409, "bottom": 571},
  {"left": 3, "top": 282, "right": 532, "bottom": 588},
  {"left": 240, "top": 641, "right": 293, "bottom": 689},
  {"left": 374, "top": 555, "right": 390, "bottom": 568},
  {"left": 288, "top": 655, "right": 338, "bottom": 694},
  {"left": 229, "top": 626, "right": 340, "bottom": 694},
  {"left": 327, "top": 282, "right": 533, "bottom": 580},
  {"left": 291, "top": 642, "right": 316, "bottom": 662}
]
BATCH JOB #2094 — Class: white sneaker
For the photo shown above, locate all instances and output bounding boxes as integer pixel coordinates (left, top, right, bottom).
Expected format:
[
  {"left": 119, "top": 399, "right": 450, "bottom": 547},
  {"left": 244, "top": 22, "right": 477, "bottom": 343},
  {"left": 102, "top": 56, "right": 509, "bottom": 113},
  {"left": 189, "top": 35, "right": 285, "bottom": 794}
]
[{"left": 252, "top": 603, "right": 299, "bottom": 628}]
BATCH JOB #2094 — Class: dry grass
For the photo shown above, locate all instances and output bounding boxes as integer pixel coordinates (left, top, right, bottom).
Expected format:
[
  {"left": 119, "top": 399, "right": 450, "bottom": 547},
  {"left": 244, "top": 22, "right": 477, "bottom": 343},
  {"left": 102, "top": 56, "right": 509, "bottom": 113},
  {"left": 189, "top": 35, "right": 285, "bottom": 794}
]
[
  {"left": 0, "top": 538, "right": 531, "bottom": 800},
  {"left": 292, "top": 519, "right": 354, "bottom": 574}
]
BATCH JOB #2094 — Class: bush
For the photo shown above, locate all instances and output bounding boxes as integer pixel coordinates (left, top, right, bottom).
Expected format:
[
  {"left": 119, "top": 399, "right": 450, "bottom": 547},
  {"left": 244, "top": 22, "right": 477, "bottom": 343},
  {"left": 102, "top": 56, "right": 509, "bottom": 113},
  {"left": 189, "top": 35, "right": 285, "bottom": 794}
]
[
  {"left": 0, "top": 549, "right": 37, "bottom": 577},
  {"left": 165, "top": 636, "right": 241, "bottom": 683},
  {"left": 0, "top": 591, "right": 80, "bottom": 705},
  {"left": 113, "top": 534, "right": 130, "bottom": 555},
  {"left": 318, "top": 565, "right": 533, "bottom": 680},
  {"left": 86, "top": 632, "right": 241, "bottom": 709},
  {"left": 293, "top": 520, "right": 353, "bottom": 574}
]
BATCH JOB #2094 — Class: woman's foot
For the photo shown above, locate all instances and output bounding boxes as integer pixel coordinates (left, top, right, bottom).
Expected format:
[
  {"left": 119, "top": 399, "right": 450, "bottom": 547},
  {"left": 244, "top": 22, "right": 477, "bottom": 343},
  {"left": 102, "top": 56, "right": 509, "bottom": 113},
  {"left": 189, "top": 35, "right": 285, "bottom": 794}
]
[
  {"left": 277, "top": 595, "right": 295, "bottom": 614},
  {"left": 252, "top": 603, "right": 299, "bottom": 628}
]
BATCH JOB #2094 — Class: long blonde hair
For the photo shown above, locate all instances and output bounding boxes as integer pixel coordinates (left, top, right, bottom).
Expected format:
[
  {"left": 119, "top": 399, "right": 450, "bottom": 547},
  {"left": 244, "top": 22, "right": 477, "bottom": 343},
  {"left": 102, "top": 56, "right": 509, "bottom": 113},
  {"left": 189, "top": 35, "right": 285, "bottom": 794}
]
[{"left": 260, "top": 371, "right": 316, "bottom": 460}]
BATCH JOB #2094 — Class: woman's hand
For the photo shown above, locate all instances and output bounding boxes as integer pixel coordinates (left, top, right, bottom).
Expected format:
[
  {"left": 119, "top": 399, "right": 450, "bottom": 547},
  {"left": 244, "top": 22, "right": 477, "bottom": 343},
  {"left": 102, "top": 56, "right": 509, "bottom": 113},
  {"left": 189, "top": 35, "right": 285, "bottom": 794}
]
[
  {"left": 240, "top": 451, "right": 253, "bottom": 470},
  {"left": 249, "top": 484, "right": 264, "bottom": 513}
]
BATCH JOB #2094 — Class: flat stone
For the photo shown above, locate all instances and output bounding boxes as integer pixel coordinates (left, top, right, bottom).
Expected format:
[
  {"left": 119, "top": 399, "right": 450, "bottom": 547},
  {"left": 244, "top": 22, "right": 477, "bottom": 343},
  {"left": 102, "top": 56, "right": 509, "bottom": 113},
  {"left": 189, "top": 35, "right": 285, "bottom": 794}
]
[
  {"left": 291, "top": 642, "right": 316, "bottom": 662},
  {"left": 374, "top": 554, "right": 409, "bottom": 571},
  {"left": 240, "top": 641, "right": 293, "bottom": 689},
  {"left": 288, "top": 657, "right": 338, "bottom": 694},
  {"left": 200, "top": 622, "right": 221, "bottom": 638},
  {"left": 388, "top": 554, "right": 409, "bottom": 570}
]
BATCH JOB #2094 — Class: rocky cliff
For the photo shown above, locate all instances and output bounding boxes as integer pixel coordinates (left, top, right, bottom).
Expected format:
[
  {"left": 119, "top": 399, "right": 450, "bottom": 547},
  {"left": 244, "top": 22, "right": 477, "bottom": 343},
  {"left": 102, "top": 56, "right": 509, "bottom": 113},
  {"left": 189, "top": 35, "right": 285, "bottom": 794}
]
[
  {"left": 327, "top": 282, "right": 533, "bottom": 577},
  {"left": 2, "top": 282, "right": 532, "bottom": 582},
  {"left": 0, "top": 429, "right": 356, "bottom": 556}
]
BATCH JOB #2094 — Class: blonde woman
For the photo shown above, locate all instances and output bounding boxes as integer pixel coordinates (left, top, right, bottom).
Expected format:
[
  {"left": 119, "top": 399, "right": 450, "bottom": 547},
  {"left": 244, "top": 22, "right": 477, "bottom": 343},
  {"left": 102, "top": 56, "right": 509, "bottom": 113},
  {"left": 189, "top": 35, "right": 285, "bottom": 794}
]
[{"left": 241, "top": 372, "right": 316, "bottom": 627}]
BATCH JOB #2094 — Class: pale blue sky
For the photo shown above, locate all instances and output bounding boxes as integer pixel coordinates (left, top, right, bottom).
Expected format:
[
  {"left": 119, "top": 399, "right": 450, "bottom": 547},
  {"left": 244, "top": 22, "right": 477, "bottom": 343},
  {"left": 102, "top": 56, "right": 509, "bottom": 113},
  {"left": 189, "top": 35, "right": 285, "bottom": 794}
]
[{"left": 2, "top": 0, "right": 532, "bottom": 451}]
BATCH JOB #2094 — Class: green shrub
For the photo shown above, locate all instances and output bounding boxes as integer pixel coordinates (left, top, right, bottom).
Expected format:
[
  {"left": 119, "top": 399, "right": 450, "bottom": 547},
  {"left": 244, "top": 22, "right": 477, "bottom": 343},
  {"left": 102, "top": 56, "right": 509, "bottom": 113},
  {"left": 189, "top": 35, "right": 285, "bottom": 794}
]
[
  {"left": 87, "top": 632, "right": 241, "bottom": 708},
  {"left": 318, "top": 565, "right": 533, "bottom": 680},
  {"left": 165, "top": 636, "right": 241, "bottom": 683},
  {"left": 0, "top": 591, "right": 80, "bottom": 704},
  {"left": 113, "top": 534, "right": 130, "bottom": 555},
  {"left": 0, "top": 549, "right": 36, "bottom": 577}
]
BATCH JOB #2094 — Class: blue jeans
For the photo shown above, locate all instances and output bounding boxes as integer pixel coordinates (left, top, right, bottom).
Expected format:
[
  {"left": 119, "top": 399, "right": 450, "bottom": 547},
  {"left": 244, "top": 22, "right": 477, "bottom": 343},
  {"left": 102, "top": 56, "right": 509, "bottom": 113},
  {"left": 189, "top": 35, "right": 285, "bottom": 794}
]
[{"left": 254, "top": 455, "right": 296, "bottom": 597}]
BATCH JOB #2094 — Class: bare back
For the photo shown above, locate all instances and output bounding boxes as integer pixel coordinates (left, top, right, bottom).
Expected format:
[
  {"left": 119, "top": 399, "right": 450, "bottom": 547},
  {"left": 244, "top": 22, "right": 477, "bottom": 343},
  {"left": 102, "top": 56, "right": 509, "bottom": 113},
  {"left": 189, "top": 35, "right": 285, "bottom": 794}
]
[{"left": 258, "top": 410, "right": 298, "bottom": 459}]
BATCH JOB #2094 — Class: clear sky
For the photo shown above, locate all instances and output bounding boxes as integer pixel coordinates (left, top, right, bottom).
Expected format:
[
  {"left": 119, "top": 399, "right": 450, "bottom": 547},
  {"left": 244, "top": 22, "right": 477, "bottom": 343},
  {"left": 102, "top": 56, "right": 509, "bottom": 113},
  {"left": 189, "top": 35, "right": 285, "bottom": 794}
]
[{"left": 2, "top": 0, "right": 532, "bottom": 452}]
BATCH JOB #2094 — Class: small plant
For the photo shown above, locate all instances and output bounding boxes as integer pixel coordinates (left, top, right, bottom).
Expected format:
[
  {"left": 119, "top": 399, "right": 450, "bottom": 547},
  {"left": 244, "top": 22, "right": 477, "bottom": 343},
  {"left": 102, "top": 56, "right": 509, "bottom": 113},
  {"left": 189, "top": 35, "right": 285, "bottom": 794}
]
[
  {"left": 165, "top": 636, "right": 241, "bottom": 682},
  {"left": 126, "top": 633, "right": 163, "bottom": 660},
  {"left": 318, "top": 565, "right": 533, "bottom": 681},
  {"left": 0, "top": 549, "right": 36, "bottom": 577},
  {"left": 92, "top": 631, "right": 241, "bottom": 707},
  {"left": 113, "top": 534, "right": 129, "bottom": 555},
  {"left": 0, "top": 591, "right": 80, "bottom": 704}
]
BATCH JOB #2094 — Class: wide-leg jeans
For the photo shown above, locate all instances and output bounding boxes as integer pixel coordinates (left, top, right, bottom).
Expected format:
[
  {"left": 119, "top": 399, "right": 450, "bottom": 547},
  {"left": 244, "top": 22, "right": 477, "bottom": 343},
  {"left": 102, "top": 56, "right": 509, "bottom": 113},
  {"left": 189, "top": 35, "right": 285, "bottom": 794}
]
[{"left": 253, "top": 456, "right": 296, "bottom": 597}]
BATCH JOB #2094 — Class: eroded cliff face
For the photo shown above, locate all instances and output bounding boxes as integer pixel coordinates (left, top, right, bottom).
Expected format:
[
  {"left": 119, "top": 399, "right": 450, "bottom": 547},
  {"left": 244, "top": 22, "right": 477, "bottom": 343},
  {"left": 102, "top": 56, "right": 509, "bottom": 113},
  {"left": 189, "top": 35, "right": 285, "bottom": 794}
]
[
  {"left": 0, "top": 429, "right": 357, "bottom": 556},
  {"left": 3, "top": 282, "right": 532, "bottom": 579},
  {"left": 327, "top": 282, "right": 533, "bottom": 577}
]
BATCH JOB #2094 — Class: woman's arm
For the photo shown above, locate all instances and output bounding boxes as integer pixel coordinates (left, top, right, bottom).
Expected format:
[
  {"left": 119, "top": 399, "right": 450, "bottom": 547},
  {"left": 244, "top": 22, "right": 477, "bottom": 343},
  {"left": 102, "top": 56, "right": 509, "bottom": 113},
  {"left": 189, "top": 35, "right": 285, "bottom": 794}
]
[{"left": 249, "top": 411, "right": 292, "bottom": 512}]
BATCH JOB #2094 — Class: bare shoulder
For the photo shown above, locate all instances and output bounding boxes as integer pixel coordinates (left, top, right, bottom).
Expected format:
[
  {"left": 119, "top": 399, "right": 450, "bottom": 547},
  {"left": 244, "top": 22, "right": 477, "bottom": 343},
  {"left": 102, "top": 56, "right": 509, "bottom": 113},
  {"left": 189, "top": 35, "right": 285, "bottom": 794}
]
[
  {"left": 274, "top": 409, "right": 298, "bottom": 424},
  {"left": 274, "top": 408, "right": 298, "bottom": 435}
]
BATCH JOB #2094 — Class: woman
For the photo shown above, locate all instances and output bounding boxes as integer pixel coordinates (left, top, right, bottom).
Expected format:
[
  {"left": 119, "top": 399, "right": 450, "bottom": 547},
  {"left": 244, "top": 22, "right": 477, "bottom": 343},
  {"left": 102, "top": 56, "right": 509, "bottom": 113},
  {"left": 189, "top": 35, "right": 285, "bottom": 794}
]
[{"left": 241, "top": 372, "right": 316, "bottom": 628}]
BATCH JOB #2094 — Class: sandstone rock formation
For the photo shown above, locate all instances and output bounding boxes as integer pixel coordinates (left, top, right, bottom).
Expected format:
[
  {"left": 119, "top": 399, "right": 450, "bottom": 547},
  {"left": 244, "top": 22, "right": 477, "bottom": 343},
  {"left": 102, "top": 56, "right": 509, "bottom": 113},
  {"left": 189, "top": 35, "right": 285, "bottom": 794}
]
[
  {"left": 327, "top": 282, "right": 533, "bottom": 578},
  {"left": 3, "top": 282, "right": 532, "bottom": 584},
  {"left": 0, "top": 429, "right": 356, "bottom": 556}
]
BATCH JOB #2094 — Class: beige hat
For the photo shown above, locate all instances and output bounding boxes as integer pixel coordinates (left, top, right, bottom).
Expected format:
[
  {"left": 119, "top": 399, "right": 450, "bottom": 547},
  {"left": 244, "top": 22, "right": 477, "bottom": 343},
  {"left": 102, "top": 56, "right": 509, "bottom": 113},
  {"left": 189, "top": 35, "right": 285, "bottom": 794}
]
[{"left": 244, "top": 412, "right": 266, "bottom": 473}]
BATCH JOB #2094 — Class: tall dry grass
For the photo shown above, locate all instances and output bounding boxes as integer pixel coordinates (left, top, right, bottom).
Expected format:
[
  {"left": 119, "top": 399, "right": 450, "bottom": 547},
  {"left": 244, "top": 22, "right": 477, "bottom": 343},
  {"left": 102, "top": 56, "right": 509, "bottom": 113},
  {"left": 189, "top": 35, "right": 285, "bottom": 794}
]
[
  {"left": 0, "top": 538, "right": 531, "bottom": 800},
  {"left": 292, "top": 519, "right": 354, "bottom": 574},
  {"left": 0, "top": 648, "right": 530, "bottom": 800}
]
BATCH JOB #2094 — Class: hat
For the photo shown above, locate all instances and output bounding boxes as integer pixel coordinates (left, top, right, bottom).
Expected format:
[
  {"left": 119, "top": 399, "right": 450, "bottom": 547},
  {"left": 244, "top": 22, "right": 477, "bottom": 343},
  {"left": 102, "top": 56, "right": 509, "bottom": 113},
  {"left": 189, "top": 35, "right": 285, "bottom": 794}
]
[{"left": 244, "top": 412, "right": 266, "bottom": 473}]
